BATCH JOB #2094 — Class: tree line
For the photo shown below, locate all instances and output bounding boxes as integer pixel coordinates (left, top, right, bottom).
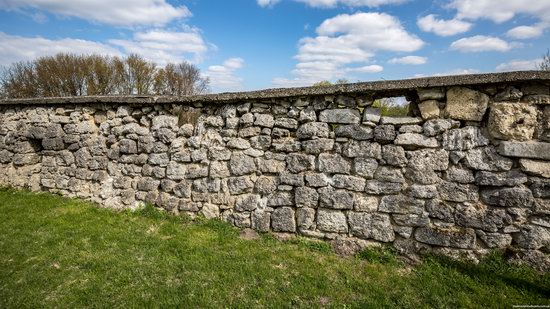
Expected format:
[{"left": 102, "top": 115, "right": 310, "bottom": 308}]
[{"left": 0, "top": 53, "right": 209, "bottom": 98}]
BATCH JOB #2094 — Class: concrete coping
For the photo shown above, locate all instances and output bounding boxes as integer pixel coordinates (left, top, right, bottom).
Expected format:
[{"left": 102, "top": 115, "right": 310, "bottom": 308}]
[{"left": 1, "top": 71, "right": 549, "bottom": 106}]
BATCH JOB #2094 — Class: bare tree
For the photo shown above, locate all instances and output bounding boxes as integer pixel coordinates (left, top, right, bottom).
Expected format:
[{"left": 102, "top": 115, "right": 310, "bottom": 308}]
[{"left": 538, "top": 49, "right": 550, "bottom": 71}]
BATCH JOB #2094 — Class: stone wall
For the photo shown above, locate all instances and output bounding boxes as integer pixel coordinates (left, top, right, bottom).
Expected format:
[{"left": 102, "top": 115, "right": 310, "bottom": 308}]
[{"left": 1, "top": 72, "right": 549, "bottom": 266}]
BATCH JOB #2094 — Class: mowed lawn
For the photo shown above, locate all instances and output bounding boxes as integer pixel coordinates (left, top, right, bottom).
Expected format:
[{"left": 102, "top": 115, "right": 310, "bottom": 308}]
[{"left": 0, "top": 188, "right": 548, "bottom": 308}]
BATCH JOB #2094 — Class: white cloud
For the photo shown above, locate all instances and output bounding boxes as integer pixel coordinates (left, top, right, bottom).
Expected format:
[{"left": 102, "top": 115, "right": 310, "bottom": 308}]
[
  {"left": 413, "top": 68, "right": 480, "bottom": 78},
  {"left": 259, "top": 0, "right": 406, "bottom": 8},
  {"left": 109, "top": 28, "right": 210, "bottom": 65},
  {"left": 257, "top": 0, "right": 281, "bottom": 7},
  {"left": 417, "top": 14, "right": 472, "bottom": 36},
  {"left": 450, "top": 0, "right": 550, "bottom": 24},
  {"left": 0, "top": 0, "right": 191, "bottom": 26},
  {"left": 389, "top": 55, "right": 427, "bottom": 65},
  {"left": 273, "top": 12, "right": 423, "bottom": 86},
  {"left": 496, "top": 59, "right": 540, "bottom": 72},
  {"left": 0, "top": 32, "right": 122, "bottom": 66},
  {"left": 204, "top": 58, "right": 245, "bottom": 92},
  {"left": 450, "top": 35, "right": 513, "bottom": 52},
  {"left": 506, "top": 25, "right": 546, "bottom": 39}
]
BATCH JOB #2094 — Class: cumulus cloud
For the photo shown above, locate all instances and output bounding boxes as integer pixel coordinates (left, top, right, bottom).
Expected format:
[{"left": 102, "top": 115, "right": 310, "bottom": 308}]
[
  {"left": 0, "top": 0, "right": 190, "bottom": 26},
  {"left": 450, "top": 0, "right": 550, "bottom": 24},
  {"left": 507, "top": 24, "right": 546, "bottom": 39},
  {"left": 109, "top": 28, "right": 210, "bottom": 65},
  {"left": 450, "top": 35, "right": 514, "bottom": 52},
  {"left": 204, "top": 58, "right": 245, "bottom": 92},
  {"left": 417, "top": 14, "right": 472, "bottom": 36},
  {"left": 0, "top": 32, "right": 122, "bottom": 66},
  {"left": 273, "top": 12, "right": 423, "bottom": 87},
  {"left": 496, "top": 59, "right": 540, "bottom": 72},
  {"left": 388, "top": 55, "right": 427, "bottom": 65}
]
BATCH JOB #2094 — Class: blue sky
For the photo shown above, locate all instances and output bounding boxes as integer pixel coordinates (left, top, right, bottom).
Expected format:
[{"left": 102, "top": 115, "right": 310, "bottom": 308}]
[{"left": 0, "top": 0, "right": 548, "bottom": 93}]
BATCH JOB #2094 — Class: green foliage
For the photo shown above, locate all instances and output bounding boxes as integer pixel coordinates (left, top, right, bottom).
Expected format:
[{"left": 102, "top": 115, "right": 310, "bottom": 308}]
[
  {"left": 372, "top": 97, "right": 410, "bottom": 116},
  {"left": 0, "top": 188, "right": 548, "bottom": 308},
  {"left": 357, "top": 246, "right": 401, "bottom": 266},
  {"left": 312, "top": 80, "right": 332, "bottom": 87}
]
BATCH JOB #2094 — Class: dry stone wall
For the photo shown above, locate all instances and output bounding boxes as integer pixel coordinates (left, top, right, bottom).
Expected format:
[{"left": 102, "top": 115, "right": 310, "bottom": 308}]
[{"left": 1, "top": 72, "right": 549, "bottom": 266}]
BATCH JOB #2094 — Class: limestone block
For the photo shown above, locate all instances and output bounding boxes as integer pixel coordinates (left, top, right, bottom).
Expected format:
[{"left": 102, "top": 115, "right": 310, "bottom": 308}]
[
  {"left": 519, "top": 159, "right": 550, "bottom": 178},
  {"left": 418, "top": 100, "right": 440, "bottom": 120},
  {"left": 499, "top": 141, "right": 550, "bottom": 160},
  {"left": 395, "top": 133, "right": 438, "bottom": 148},
  {"left": 319, "top": 109, "right": 361, "bottom": 124},
  {"left": 488, "top": 103, "right": 537, "bottom": 141},
  {"left": 317, "top": 209, "right": 348, "bottom": 233},
  {"left": 445, "top": 86, "right": 489, "bottom": 121},
  {"left": 415, "top": 226, "right": 476, "bottom": 249},
  {"left": 417, "top": 87, "right": 445, "bottom": 101},
  {"left": 348, "top": 213, "right": 395, "bottom": 242},
  {"left": 271, "top": 207, "right": 296, "bottom": 232}
]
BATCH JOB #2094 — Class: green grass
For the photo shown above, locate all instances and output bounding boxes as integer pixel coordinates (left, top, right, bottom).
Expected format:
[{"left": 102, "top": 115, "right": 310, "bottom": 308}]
[{"left": 0, "top": 188, "right": 548, "bottom": 308}]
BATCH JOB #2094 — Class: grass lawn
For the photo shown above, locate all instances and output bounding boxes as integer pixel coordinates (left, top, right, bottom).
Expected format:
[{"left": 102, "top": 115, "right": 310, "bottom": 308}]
[{"left": 0, "top": 188, "right": 548, "bottom": 308}]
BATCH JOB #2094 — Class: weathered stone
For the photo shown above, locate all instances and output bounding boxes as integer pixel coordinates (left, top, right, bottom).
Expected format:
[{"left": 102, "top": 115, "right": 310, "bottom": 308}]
[
  {"left": 519, "top": 159, "right": 550, "bottom": 178},
  {"left": 353, "top": 157, "right": 378, "bottom": 178},
  {"left": 227, "top": 138, "right": 251, "bottom": 150},
  {"left": 399, "top": 125, "right": 422, "bottom": 134},
  {"left": 442, "top": 127, "right": 489, "bottom": 151},
  {"left": 499, "top": 141, "right": 550, "bottom": 160},
  {"left": 302, "top": 138, "right": 334, "bottom": 154},
  {"left": 393, "top": 212, "right": 430, "bottom": 227},
  {"left": 148, "top": 153, "right": 170, "bottom": 166},
  {"left": 418, "top": 87, "right": 445, "bottom": 101},
  {"left": 454, "top": 203, "right": 511, "bottom": 232},
  {"left": 267, "top": 191, "right": 294, "bottom": 207},
  {"left": 348, "top": 213, "right": 395, "bottom": 242},
  {"left": 318, "top": 153, "right": 351, "bottom": 174},
  {"left": 523, "top": 83, "right": 550, "bottom": 96},
  {"left": 299, "top": 107, "right": 317, "bottom": 122},
  {"left": 418, "top": 100, "right": 440, "bottom": 120},
  {"left": 423, "top": 119, "right": 460, "bottom": 137},
  {"left": 256, "top": 158, "right": 285, "bottom": 174},
  {"left": 318, "top": 187, "right": 354, "bottom": 209},
  {"left": 415, "top": 226, "right": 476, "bottom": 249},
  {"left": 438, "top": 181, "right": 478, "bottom": 202},
  {"left": 374, "top": 125, "right": 396, "bottom": 143},
  {"left": 251, "top": 211, "right": 271, "bottom": 232},
  {"left": 425, "top": 199, "right": 455, "bottom": 222},
  {"left": 475, "top": 170, "right": 527, "bottom": 186},
  {"left": 407, "top": 184, "right": 438, "bottom": 199},
  {"left": 374, "top": 166, "right": 405, "bottom": 183},
  {"left": 395, "top": 133, "right": 438, "bottom": 148},
  {"left": 137, "top": 177, "right": 160, "bottom": 191},
  {"left": 317, "top": 209, "right": 348, "bottom": 233},
  {"left": 253, "top": 176, "right": 277, "bottom": 195},
  {"left": 342, "top": 141, "right": 381, "bottom": 159},
  {"left": 530, "top": 178, "right": 550, "bottom": 198},
  {"left": 481, "top": 186, "right": 534, "bottom": 208},
  {"left": 477, "top": 231, "right": 512, "bottom": 248},
  {"left": 488, "top": 103, "right": 537, "bottom": 141},
  {"left": 513, "top": 225, "right": 550, "bottom": 250},
  {"left": 42, "top": 138, "right": 64, "bottom": 150},
  {"left": 464, "top": 147, "right": 513, "bottom": 171},
  {"left": 229, "top": 153, "right": 256, "bottom": 176},
  {"left": 201, "top": 204, "right": 220, "bottom": 219},
  {"left": 445, "top": 86, "right": 489, "bottom": 121},
  {"left": 380, "top": 117, "right": 422, "bottom": 126},
  {"left": 381, "top": 145, "right": 407, "bottom": 167},
  {"left": 445, "top": 166, "right": 475, "bottom": 183},
  {"left": 254, "top": 114, "right": 274, "bottom": 128},
  {"left": 378, "top": 195, "right": 424, "bottom": 214},
  {"left": 335, "top": 124, "right": 373, "bottom": 140},
  {"left": 524, "top": 95, "right": 550, "bottom": 104},
  {"left": 279, "top": 173, "right": 304, "bottom": 186},
  {"left": 332, "top": 174, "right": 366, "bottom": 191},
  {"left": 354, "top": 194, "right": 378, "bottom": 212},
  {"left": 295, "top": 186, "right": 319, "bottom": 208},
  {"left": 236, "top": 194, "right": 261, "bottom": 212},
  {"left": 305, "top": 173, "right": 330, "bottom": 187},
  {"left": 271, "top": 207, "right": 296, "bottom": 232},
  {"left": 274, "top": 118, "right": 298, "bottom": 129},
  {"left": 365, "top": 180, "right": 403, "bottom": 195},
  {"left": 319, "top": 109, "right": 361, "bottom": 124},
  {"left": 363, "top": 107, "right": 381, "bottom": 123},
  {"left": 228, "top": 176, "right": 254, "bottom": 194},
  {"left": 286, "top": 153, "right": 315, "bottom": 173},
  {"left": 296, "top": 122, "right": 329, "bottom": 139},
  {"left": 407, "top": 148, "right": 449, "bottom": 171}
]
